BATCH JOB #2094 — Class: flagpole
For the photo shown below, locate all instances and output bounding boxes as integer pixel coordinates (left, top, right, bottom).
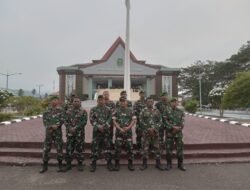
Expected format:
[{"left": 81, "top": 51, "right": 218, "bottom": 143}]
[{"left": 124, "top": 0, "right": 131, "bottom": 100}]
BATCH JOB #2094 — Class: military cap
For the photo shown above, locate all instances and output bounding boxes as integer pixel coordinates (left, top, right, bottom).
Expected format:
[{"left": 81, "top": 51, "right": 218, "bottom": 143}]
[
  {"left": 139, "top": 90, "right": 145, "bottom": 94},
  {"left": 170, "top": 97, "right": 177, "bottom": 102},
  {"left": 161, "top": 92, "right": 168, "bottom": 97},
  {"left": 120, "top": 90, "right": 127, "bottom": 95}
]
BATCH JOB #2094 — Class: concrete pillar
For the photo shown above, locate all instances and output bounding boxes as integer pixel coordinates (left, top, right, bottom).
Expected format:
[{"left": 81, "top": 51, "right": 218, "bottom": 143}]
[
  {"left": 88, "top": 77, "right": 93, "bottom": 100},
  {"left": 146, "top": 77, "right": 151, "bottom": 97},
  {"left": 59, "top": 73, "right": 66, "bottom": 101},
  {"left": 75, "top": 73, "right": 83, "bottom": 97},
  {"left": 108, "top": 79, "right": 112, "bottom": 88}
]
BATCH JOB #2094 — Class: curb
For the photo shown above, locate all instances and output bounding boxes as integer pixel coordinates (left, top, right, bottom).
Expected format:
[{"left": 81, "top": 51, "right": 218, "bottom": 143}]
[
  {"left": 185, "top": 113, "right": 250, "bottom": 128},
  {"left": 0, "top": 115, "right": 43, "bottom": 126}
]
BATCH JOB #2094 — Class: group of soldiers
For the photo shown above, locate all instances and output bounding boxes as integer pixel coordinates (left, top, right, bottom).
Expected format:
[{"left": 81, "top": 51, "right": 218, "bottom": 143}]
[{"left": 40, "top": 90, "right": 186, "bottom": 173}]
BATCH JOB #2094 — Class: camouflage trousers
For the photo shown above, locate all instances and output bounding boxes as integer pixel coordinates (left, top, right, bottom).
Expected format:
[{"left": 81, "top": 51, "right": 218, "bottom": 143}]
[
  {"left": 91, "top": 132, "right": 112, "bottom": 161},
  {"left": 135, "top": 123, "right": 142, "bottom": 150},
  {"left": 65, "top": 132, "right": 85, "bottom": 163},
  {"left": 114, "top": 135, "right": 134, "bottom": 161},
  {"left": 141, "top": 132, "right": 162, "bottom": 160},
  {"left": 165, "top": 133, "right": 184, "bottom": 161},
  {"left": 42, "top": 130, "right": 63, "bottom": 162}
]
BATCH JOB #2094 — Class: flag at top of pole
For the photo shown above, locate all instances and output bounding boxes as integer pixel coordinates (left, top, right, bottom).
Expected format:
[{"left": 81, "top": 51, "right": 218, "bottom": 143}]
[{"left": 124, "top": 0, "right": 131, "bottom": 100}]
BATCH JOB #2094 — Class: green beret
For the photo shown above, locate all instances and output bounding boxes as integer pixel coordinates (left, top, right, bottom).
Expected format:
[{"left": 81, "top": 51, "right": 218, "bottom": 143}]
[{"left": 161, "top": 92, "right": 168, "bottom": 97}]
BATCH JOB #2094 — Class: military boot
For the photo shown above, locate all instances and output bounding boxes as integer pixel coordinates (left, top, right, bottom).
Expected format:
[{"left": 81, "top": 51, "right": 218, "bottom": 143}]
[
  {"left": 90, "top": 160, "right": 96, "bottom": 172},
  {"left": 178, "top": 158, "right": 186, "bottom": 171},
  {"left": 57, "top": 161, "right": 63, "bottom": 172},
  {"left": 114, "top": 160, "right": 120, "bottom": 171},
  {"left": 140, "top": 158, "right": 147, "bottom": 171},
  {"left": 107, "top": 159, "right": 113, "bottom": 171},
  {"left": 39, "top": 161, "right": 48, "bottom": 173},
  {"left": 165, "top": 159, "right": 172, "bottom": 171},
  {"left": 64, "top": 161, "right": 72, "bottom": 172},
  {"left": 155, "top": 159, "right": 164, "bottom": 171},
  {"left": 128, "top": 159, "right": 135, "bottom": 171},
  {"left": 77, "top": 162, "right": 84, "bottom": 172}
]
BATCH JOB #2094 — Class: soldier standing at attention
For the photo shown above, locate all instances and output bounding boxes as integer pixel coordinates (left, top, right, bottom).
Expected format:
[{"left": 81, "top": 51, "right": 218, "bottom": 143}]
[
  {"left": 139, "top": 97, "right": 164, "bottom": 171},
  {"left": 116, "top": 90, "right": 132, "bottom": 109},
  {"left": 155, "top": 92, "right": 170, "bottom": 146},
  {"left": 113, "top": 97, "right": 137, "bottom": 171},
  {"left": 40, "top": 96, "right": 64, "bottom": 173},
  {"left": 163, "top": 98, "right": 186, "bottom": 171},
  {"left": 64, "top": 97, "right": 88, "bottom": 172},
  {"left": 133, "top": 90, "right": 146, "bottom": 152},
  {"left": 89, "top": 95, "right": 113, "bottom": 172},
  {"left": 103, "top": 90, "right": 116, "bottom": 148}
]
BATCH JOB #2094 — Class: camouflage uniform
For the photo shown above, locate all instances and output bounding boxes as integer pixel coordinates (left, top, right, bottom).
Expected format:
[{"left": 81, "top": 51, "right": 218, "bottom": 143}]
[
  {"left": 105, "top": 100, "right": 116, "bottom": 146},
  {"left": 42, "top": 106, "right": 64, "bottom": 163},
  {"left": 113, "top": 107, "right": 134, "bottom": 161},
  {"left": 89, "top": 105, "right": 112, "bottom": 162},
  {"left": 155, "top": 100, "right": 170, "bottom": 144},
  {"left": 133, "top": 99, "right": 146, "bottom": 150},
  {"left": 139, "top": 107, "right": 162, "bottom": 160},
  {"left": 163, "top": 106, "right": 185, "bottom": 170},
  {"left": 64, "top": 107, "right": 88, "bottom": 164}
]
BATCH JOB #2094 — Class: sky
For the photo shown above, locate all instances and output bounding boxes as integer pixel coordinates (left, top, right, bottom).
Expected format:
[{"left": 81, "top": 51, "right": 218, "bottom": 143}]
[{"left": 1, "top": 0, "right": 250, "bottom": 93}]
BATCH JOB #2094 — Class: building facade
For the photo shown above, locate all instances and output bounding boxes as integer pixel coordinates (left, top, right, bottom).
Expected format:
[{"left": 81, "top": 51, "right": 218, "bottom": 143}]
[{"left": 57, "top": 37, "right": 180, "bottom": 101}]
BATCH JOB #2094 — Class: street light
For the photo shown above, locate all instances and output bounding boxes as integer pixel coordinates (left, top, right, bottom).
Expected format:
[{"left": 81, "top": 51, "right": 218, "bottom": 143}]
[
  {"left": 37, "top": 84, "right": 43, "bottom": 98},
  {"left": 198, "top": 74, "right": 202, "bottom": 111},
  {"left": 0, "top": 72, "right": 22, "bottom": 90}
]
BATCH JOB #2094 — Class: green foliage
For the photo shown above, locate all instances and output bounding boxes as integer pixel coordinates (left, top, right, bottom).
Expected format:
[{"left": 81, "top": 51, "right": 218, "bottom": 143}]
[
  {"left": 7, "top": 96, "right": 44, "bottom": 115},
  {"left": 18, "top": 89, "right": 24, "bottom": 96},
  {"left": 0, "top": 113, "right": 13, "bottom": 122},
  {"left": 23, "top": 105, "right": 43, "bottom": 116},
  {"left": 0, "top": 90, "right": 13, "bottom": 108},
  {"left": 31, "top": 89, "right": 36, "bottom": 96},
  {"left": 184, "top": 100, "right": 198, "bottom": 113},
  {"left": 223, "top": 72, "right": 250, "bottom": 109}
]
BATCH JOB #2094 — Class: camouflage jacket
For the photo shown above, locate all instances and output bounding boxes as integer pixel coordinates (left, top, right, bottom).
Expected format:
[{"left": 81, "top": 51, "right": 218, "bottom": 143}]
[
  {"left": 139, "top": 107, "right": 162, "bottom": 132},
  {"left": 155, "top": 101, "right": 170, "bottom": 114},
  {"left": 65, "top": 107, "right": 88, "bottom": 134},
  {"left": 90, "top": 105, "right": 112, "bottom": 133},
  {"left": 43, "top": 106, "right": 64, "bottom": 130},
  {"left": 113, "top": 107, "right": 134, "bottom": 137},
  {"left": 105, "top": 100, "right": 116, "bottom": 113},
  {"left": 133, "top": 99, "right": 146, "bottom": 121},
  {"left": 162, "top": 107, "right": 184, "bottom": 133}
]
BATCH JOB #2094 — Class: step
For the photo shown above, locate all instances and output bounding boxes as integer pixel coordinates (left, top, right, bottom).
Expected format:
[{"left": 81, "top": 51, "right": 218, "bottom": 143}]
[
  {"left": 1, "top": 141, "right": 250, "bottom": 150},
  {"left": 1, "top": 147, "right": 250, "bottom": 159}
]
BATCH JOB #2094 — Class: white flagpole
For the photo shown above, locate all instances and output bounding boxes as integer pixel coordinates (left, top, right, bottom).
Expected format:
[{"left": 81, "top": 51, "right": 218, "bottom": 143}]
[{"left": 124, "top": 0, "right": 131, "bottom": 100}]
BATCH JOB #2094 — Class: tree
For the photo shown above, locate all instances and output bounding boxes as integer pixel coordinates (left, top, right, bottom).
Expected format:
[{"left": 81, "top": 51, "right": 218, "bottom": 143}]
[
  {"left": 31, "top": 89, "right": 36, "bottom": 97},
  {"left": 223, "top": 72, "right": 250, "bottom": 109},
  {"left": 0, "top": 90, "right": 13, "bottom": 108},
  {"left": 18, "top": 89, "right": 24, "bottom": 96},
  {"left": 209, "top": 83, "right": 227, "bottom": 117}
]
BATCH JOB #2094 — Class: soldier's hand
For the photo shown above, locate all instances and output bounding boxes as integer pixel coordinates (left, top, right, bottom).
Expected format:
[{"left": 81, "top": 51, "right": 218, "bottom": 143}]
[
  {"left": 120, "top": 128, "right": 125, "bottom": 133},
  {"left": 98, "top": 125, "right": 104, "bottom": 133},
  {"left": 123, "top": 126, "right": 129, "bottom": 132},
  {"left": 48, "top": 128, "right": 53, "bottom": 134},
  {"left": 69, "top": 127, "right": 76, "bottom": 134},
  {"left": 51, "top": 125, "right": 58, "bottom": 130}
]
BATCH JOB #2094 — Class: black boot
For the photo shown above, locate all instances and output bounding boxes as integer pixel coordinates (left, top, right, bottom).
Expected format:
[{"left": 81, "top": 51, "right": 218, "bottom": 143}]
[
  {"left": 77, "top": 162, "right": 84, "bottom": 172},
  {"left": 128, "top": 159, "right": 135, "bottom": 171},
  {"left": 39, "top": 161, "right": 48, "bottom": 173},
  {"left": 90, "top": 160, "right": 96, "bottom": 172},
  {"left": 107, "top": 160, "right": 113, "bottom": 171},
  {"left": 114, "top": 160, "right": 120, "bottom": 171},
  {"left": 165, "top": 159, "right": 172, "bottom": 171},
  {"left": 155, "top": 159, "right": 164, "bottom": 171},
  {"left": 64, "top": 161, "right": 72, "bottom": 172},
  {"left": 178, "top": 159, "right": 186, "bottom": 171},
  {"left": 57, "top": 161, "right": 63, "bottom": 172},
  {"left": 140, "top": 158, "right": 147, "bottom": 171}
]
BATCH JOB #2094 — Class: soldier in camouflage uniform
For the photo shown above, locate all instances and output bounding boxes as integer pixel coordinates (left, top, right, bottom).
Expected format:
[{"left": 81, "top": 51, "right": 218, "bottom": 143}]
[
  {"left": 139, "top": 97, "right": 164, "bottom": 171},
  {"left": 162, "top": 98, "right": 186, "bottom": 171},
  {"left": 113, "top": 97, "right": 137, "bottom": 171},
  {"left": 40, "top": 96, "right": 64, "bottom": 173},
  {"left": 103, "top": 90, "right": 116, "bottom": 148},
  {"left": 89, "top": 95, "right": 113, "bottom": 172},
  {"left": 133, "top": 90, "right": 146, "bottom": 151},
  {"left": 155, "top": 92, "right": 170, "bottom": 147},
  {"left": 116, "top": 90, "right": 132, "bottom": 109},
  {"left": 63, "top": 92, "right": 76, "bottom": 111},
  {"left": 64, "top": 97, "right": 88, "bottom": 172}
]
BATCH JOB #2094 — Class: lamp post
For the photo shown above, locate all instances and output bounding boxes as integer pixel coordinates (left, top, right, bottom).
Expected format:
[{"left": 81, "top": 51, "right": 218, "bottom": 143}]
[
  {"left": 198, "top": 74, "right": 202, "bottom": 111},
  {"left": 37, "top": 84, "right": 43, "bottom": 98},
  {"left": 0, "top": 72, "right": 22, "bottom": 90}
]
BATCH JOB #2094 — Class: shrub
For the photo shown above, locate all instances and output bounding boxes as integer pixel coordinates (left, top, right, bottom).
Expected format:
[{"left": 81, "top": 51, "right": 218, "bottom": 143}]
[
  {"left": 184, "top": 100, "right": 198, "bottom": 113},
  {"left": 0, "top": 113, "right": 13, "bottom": 122}
]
